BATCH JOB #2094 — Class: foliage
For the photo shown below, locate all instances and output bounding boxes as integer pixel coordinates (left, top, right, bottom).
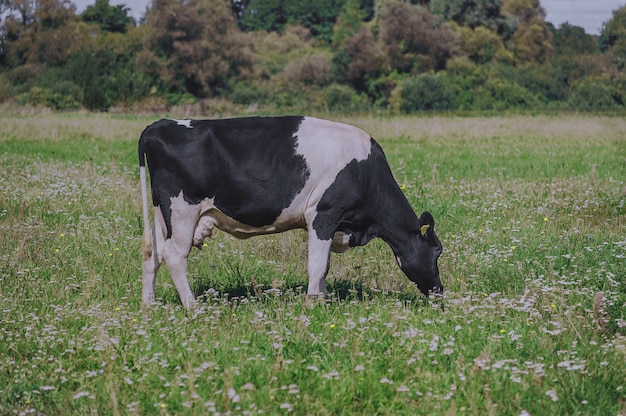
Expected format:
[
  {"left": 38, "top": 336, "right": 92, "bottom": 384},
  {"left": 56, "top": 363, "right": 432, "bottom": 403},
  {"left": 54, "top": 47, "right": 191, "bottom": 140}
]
[
  {"left": 400, "top": 73, "right": 454, "bottom": 112},
  {"left": 0, "top": 0, "right": 625, "bottom": 111},
  {"left": 599, "top": 5, "right": 626, "bottom": 69},
  {"left": 568, "top": 79, "right": 620, "bottom": 111},
  {"left": 502, "top": 0, "right": 555, "bottom": 64},
  {"left": 430, "top": 0, "right": 514, "bottom": 37},
  {"left": 550, "top": 22, "right": 596, "bottom": 56},
  {"left": 380, "top": 1, "right": 459, "bottom": 74},
  {"left": 81, "top": 0, "right": 135, "bottom": 33},
  {"left": 451, "top": 23, "right": 510, "bottom": 65},
  {"left": 323, "top": 83, "right": 369, "bottom": 112},
  {"left": 342, "top": 25, "right": 386, "bottom": 91},
  {"left": 2, "top": 0, "right": 91, "bottom": 67},
  {"left": 138, "top": 0, "right": 254, "bottom": 99},
  {"left": 238, "top": 0, "right": 373, "bottom": 44}
]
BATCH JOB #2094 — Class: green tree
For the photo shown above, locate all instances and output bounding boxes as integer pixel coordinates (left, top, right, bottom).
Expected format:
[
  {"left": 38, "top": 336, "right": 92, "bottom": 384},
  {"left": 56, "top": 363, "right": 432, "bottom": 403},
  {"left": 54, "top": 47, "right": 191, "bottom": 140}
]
[
  {"left": 238, "top": 0, "right": 372, "bottom": 44},
  {"left": 503, "top": 0, "right": 554, "bottom": 64},
  {"left": 550, "top": 22, "right": 596, "bottom": 56},
  {"left": 599, "top": 5, "right": 626, "bottom": 69},
  {"left": 2, "top": 0, "right": 90, "bottom": 67},
  {"left": 139, "top": 0, "right": 254, "bottom": 98},
  {"left": 343, "top": 25, "right": 386, "bottom": 90},
  {"left": 331, "top": 0, "right": 365, "bottom": 49},
  {"left": 67, "top": 27, "right": 150, "bottom": 110},
  {"left": 430, "top": 0, "right": 514, "bottom": 37},
  {"left": 380, "top": 1, "right": 458, "bottom": 73},
  {"left": 400, "top": 73, "right": 454, "bottom": 112},
  {"left": 81, "top": 0, "right": 135, "bottom": 33},
  {"left": 451, "top": 22, "right": 511, "bottom": 64}
]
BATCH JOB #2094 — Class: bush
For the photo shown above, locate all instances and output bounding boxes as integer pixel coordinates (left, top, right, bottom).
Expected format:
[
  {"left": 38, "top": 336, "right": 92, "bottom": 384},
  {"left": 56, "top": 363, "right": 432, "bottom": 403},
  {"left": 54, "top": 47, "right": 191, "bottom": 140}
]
[
  {"left": 400, "top": 74, "right": 454, "bottom": 112},
  {"left": 568, "top": 80, "right": 620, "bottom": 111},
  {"left": 480, "top": 79, "right": 541, "bottom": 110},
  {"left": 283, "top": 52, "right": 333, "bottom": 86},
  {"left": 0, "top": 74, "right": 14, "bottom": 102},
  {"left": 16, "top": 87, "right": 79, "bottom": 110},
  {"left": 323, "top": 84, "right": 369, "bottom": 112},
  {"left": 228, "top": 82, "right": 269, "bottom": 105}
]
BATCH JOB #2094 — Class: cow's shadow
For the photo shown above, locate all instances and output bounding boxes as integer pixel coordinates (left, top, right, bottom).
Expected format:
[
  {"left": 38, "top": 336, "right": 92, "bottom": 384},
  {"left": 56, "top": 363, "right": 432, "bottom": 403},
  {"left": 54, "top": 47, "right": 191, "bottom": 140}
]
[{"left": 189, "top": 278, "right": 428, "bottom": 307}]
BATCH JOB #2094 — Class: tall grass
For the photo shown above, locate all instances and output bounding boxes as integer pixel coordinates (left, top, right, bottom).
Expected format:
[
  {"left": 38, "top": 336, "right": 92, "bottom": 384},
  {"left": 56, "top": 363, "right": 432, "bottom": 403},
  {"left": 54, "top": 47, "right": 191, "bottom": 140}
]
[{"left": 0, "top": 114, "right": 624, "bottom": 415}]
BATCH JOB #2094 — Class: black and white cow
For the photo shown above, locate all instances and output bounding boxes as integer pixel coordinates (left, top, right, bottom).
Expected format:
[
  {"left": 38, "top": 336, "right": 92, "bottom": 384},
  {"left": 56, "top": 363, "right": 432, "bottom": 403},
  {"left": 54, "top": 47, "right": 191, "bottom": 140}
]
[{"left": 139, "top": 116, "right": 443, "bottom": 309}]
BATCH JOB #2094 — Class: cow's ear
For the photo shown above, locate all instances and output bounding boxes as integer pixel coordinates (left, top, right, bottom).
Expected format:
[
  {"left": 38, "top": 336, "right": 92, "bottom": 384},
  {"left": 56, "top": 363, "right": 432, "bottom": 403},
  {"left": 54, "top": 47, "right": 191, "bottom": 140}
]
[{"left": 418, "top": 211, "right": 435, "bottom": 239}]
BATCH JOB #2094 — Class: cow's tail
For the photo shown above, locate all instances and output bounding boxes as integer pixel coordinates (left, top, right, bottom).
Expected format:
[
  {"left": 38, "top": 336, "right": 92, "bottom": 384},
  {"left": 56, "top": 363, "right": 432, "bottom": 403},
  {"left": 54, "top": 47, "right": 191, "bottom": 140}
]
[{"left": 138, "top": 133, "right": 152, "bottom": 261}]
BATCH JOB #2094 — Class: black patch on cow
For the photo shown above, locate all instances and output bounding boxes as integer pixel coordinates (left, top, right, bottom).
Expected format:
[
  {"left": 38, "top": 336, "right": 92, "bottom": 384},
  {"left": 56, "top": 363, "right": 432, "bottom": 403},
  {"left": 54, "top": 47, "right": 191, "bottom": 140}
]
[
  {"left": 312, "top": 139, "right": 397, "bottom": 246},
  {"left": 140, "top": 117, "right": 310, "bottom": 237}
]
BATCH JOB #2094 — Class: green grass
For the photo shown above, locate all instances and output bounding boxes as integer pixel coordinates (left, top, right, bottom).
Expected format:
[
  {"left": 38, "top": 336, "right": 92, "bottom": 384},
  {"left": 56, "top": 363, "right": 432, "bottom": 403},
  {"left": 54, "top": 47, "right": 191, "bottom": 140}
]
[{"left": 0, "top": 113, "right": 625, "bottom": 415}]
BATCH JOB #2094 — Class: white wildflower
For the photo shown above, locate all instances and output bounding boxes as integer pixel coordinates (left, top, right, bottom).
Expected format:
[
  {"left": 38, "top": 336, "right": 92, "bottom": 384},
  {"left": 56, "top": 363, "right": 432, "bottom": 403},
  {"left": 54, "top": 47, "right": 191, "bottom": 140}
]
[
  {"left": 73, "top": 391, "right": 90, "bottom": 400},
  {"left": 546, "top": 389, "right": 558, "bottom": 402}
]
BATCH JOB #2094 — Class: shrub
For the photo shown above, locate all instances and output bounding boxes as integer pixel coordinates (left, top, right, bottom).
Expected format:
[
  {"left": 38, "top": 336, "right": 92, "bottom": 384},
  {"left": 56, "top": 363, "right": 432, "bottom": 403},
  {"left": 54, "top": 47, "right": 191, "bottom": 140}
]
[
  {"left": 228, "top": 82, "right": 269, "bottom": 105},
  {"left": 16, "top": 87, "right": 79, "bottom": 110},
  {"left": 0, "top": 74, "right": 14, "bottom": 102},
  {"left": 568, "top": 80, "right": 620, "bottom": 111},
  {"left": 323, "top": 84, "right": 369, "bottom": 112},
  {"left": 476, "top": 79, "right": 541, "bottom": 110},
  {"left": 283, "top": 52, "right": 333, "bottom": 86},
  {"left": 5, "top": 65, "right": 39, "bottom": 95},
  {"left": 400, "top": 74, "right": 454, "bottom": 112}
]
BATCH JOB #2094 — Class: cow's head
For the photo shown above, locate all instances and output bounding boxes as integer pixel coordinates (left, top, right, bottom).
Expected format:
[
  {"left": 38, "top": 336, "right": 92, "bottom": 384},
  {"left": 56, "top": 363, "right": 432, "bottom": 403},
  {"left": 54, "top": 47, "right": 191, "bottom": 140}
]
[{"left": 398, "top": 211, "right": 443, "bottom": 298}]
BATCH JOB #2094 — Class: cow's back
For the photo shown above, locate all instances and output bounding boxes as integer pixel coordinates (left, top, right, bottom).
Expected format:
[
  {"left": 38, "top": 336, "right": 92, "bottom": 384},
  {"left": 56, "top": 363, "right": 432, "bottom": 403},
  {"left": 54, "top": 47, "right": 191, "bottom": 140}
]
[{"left": 139, "top": 116, "right": 372, "bottom": 232}]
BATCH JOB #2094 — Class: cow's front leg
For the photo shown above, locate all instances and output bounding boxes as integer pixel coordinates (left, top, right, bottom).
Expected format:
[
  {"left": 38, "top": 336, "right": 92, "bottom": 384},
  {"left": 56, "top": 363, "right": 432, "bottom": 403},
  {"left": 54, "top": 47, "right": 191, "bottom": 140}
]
[{"left": 306, "top": 232, "right": 333, "bottom": 297}]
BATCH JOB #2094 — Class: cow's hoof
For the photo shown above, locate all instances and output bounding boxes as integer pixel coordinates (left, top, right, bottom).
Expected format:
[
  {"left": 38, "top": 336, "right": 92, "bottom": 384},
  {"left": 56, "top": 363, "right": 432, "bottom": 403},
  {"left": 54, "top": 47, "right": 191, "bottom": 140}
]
[{"left": 305, "top": 294, "right": 326, "bottom": 308}]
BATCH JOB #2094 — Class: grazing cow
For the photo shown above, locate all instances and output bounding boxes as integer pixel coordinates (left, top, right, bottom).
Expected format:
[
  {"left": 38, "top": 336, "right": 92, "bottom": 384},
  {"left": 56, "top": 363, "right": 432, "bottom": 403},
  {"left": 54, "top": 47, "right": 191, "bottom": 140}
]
[{"left": 139, "top": 116, "right": 443, "bottom": 309}]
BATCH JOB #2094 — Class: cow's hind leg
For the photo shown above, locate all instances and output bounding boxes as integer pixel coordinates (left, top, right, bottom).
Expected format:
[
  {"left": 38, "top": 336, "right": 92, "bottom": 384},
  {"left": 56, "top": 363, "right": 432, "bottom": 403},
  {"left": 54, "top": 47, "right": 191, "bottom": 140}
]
[
  {"left": 162, "top": 196, "right": 201, "bottom": 309},
  {"left": 142, "top": 207, "right": 168, "bottom": 306},
  {"left": 306, "top": 230, "right": 333, "bottom": 297}
]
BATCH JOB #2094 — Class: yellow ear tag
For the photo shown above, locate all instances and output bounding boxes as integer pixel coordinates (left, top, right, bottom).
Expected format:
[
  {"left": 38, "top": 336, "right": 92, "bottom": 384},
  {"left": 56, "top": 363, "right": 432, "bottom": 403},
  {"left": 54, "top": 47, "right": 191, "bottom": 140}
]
[{"left": 420, "top": 224, "right": 430, "bottom": 236}]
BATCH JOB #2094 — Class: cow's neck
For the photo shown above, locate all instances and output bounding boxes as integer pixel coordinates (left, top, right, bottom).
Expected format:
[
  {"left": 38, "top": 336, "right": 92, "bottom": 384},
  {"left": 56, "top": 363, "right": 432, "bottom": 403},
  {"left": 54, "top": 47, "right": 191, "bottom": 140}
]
[{"left": 374, "top": 185, "right": 420, "bottom": 260}]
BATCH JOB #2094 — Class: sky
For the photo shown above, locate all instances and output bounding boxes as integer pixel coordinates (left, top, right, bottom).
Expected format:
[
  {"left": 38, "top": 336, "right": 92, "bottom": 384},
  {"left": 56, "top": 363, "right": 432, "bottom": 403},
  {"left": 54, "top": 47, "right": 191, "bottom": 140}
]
[{"left": 70, "top": 0, "right": 625, "bottom": 35}]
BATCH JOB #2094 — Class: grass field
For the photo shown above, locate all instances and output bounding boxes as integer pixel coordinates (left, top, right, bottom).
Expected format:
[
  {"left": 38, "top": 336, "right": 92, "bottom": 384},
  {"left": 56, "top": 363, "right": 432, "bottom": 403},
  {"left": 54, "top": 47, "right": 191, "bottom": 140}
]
[{"left": 1, "top": 113, "right": 625, "bottom": 415}]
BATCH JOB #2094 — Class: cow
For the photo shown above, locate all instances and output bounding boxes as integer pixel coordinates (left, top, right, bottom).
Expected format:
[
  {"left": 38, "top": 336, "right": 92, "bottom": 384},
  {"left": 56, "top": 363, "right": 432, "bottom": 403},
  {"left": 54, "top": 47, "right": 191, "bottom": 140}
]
[{"left": 139, "top": 116, "right": 443, "bottom": 309}]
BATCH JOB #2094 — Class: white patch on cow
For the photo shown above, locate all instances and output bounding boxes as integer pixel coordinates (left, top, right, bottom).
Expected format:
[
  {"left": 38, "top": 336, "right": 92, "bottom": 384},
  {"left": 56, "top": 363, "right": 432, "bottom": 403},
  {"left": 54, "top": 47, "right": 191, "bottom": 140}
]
[
  {"left": 161, "top": 192, "right": 201, "bottom": 308},
  {"left": 174, "top": 119, "right": 193, "bottom": 129},
  {"left": 276, "top": 117, "right": 372, "bottom": 231}
]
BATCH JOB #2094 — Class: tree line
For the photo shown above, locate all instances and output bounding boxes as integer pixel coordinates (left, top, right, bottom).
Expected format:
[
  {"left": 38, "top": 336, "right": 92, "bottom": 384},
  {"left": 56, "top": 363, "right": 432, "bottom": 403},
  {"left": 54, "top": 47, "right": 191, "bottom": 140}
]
[{"left": 1, "top": 0, "right": 625, "bottom": 113}]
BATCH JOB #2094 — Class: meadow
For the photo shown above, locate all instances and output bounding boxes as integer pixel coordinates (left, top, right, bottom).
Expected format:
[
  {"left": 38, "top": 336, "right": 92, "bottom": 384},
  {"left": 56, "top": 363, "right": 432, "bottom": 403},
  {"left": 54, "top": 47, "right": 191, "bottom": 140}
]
[{"left": 0, "top": 113, "right": 625, "bottom": 415}]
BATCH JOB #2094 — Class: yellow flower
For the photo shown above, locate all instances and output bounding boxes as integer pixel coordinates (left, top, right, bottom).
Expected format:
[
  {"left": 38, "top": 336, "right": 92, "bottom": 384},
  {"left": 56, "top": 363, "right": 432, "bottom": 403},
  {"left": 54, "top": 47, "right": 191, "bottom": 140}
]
[
  {"left": 400, "top": 183, "right": 407, "bottom": 190},
  {"left": 330, "top": 323, "right": 336, "bottom": 329},
  {"left": 160, "top": 402, "right": 167, "bottom": 408},
  {"left": 499, "top": 329, "right": 506, "bottom": 334},
  {"left": 543, "top": 217, "right": 549, "bottom": 222}
]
